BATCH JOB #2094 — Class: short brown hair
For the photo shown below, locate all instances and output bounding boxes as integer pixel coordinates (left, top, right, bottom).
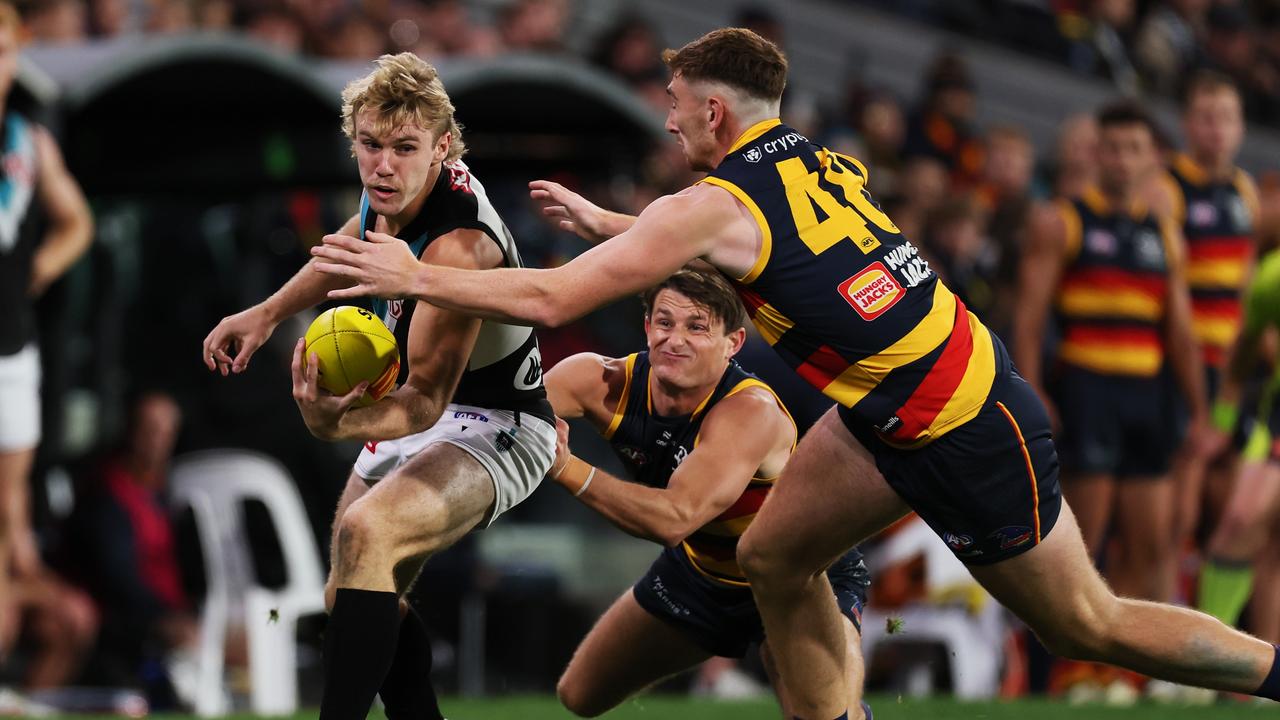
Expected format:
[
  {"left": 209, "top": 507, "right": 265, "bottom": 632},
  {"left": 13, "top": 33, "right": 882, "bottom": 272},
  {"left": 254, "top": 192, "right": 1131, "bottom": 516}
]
[
  {"left": 642, "top": 267, "right": 748, "bottom": 333},
  {"left": 1182, "top": 68, "right": 1241, "bottom": 110},
  {"left": 661, "top": 28, "right": 787, "bottom": 102},
  {"left": 341, "top": 52, "right": 466, "bottom": 162}
]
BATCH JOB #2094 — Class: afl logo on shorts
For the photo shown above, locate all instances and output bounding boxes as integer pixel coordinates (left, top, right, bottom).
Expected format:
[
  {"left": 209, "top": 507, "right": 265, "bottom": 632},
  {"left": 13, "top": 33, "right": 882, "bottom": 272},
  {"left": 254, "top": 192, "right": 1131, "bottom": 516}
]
[{"left": 838, "top": 261, "right": 904, "bottom": 321}]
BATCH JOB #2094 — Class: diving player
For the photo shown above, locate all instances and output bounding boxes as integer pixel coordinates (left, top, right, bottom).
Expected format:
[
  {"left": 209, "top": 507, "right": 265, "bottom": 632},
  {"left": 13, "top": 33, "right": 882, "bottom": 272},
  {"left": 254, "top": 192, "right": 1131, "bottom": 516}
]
[
  {"left": 544, "top": 268, "right": 870, "bottom": 719},
  {"left": 311, "top": 29, "right": 1280, "bottom": 719}
]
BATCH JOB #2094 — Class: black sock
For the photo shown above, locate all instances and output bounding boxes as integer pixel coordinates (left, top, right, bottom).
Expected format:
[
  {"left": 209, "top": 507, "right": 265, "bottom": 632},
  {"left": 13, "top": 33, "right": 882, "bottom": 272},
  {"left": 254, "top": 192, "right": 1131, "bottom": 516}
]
[
  {"left": 1257, "top": 644, "right": 1280, "bottom": 701},
  {"left": 320, "top": 588, "right": 402, "bottom": 720},
  {"left": 379, "top": 606, "right": 443, "bottom": 720}
]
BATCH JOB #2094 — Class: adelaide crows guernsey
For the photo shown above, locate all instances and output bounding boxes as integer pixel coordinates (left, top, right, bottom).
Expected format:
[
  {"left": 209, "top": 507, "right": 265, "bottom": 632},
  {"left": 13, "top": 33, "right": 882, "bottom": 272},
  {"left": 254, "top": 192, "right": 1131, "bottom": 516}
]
[
  {"left": 360, "top": 160, "right": 552, "bottom": 420},
  {"left": 1162, "top": 153, "right": 1258, "bottom": 368},
  {"left": 605, "top": 352, "right": 794, "bottom": 586},
  {"left": 701, "top": 119, "right": 1007, "bottom": 448},
  {"left": 1052, "top": 187, "right": 1174, "bottom": 378}
]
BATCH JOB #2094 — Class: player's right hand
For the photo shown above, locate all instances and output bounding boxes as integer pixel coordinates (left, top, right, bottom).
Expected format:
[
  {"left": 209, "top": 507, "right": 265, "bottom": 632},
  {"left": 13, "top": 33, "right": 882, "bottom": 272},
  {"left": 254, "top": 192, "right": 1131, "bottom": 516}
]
[
  {"left": 529, "top": 180, "right": 615, "bottom": 244},
  {"left": 202, "top": 306, "right": 276, "bottom": 376}
]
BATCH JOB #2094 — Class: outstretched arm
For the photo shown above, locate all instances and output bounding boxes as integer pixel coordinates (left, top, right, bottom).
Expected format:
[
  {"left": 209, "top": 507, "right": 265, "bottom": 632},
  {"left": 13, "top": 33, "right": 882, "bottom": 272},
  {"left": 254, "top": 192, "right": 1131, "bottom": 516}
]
[
  {"left": 550, "top": 389, "right": 793, "bottom": 547},
  {"left": 203, "top": 213, "right": 360, "bottom": 375},
  {"left": 311, "top": 189, "right": 735, "bottom": 327},
  {"left": 529, "top": 180, "right": 637, "bottom": 244}
]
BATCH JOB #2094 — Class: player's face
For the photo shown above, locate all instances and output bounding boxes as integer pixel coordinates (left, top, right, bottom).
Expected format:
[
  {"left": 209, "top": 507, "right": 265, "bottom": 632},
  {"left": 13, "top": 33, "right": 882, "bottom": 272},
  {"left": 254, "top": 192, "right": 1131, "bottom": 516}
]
[
  {"left": 665, "top": 74, "right": 717, "bottom": 172},
  {"left": 1184, "top": 89, "right": 1244, "bottom": 166},
  {"left": 645, "top": 289, "right": 740, "bottom": 390},
  {"left": 353, "top": 110, "right": 449, "bottom": 217},
  {"left": 1097, "top": 123, "right": 1156, "bottom": 196}
]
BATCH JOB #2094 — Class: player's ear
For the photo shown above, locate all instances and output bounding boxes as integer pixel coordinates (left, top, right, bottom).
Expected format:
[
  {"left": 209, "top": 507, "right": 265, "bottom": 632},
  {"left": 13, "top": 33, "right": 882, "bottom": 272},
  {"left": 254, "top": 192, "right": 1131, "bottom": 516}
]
[
  {"left": 725, "top": 326, "right": 746, "bottom": 358},
  {"left": 434, "top": 131, "right": 451, "bottom": 162},
  {"left": 707, "top": 95, "right": 724, "bottom": 130}
]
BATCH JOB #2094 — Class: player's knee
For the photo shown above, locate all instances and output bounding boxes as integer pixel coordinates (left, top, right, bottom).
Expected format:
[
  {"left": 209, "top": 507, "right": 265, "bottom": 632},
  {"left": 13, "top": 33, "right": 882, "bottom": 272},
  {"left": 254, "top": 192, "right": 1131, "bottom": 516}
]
[
  {"left": 556, "top": 673, "right": 606, "bottom": 718},
  {"left": 335, "top": 505, "right": 394, "bottom": 567}
]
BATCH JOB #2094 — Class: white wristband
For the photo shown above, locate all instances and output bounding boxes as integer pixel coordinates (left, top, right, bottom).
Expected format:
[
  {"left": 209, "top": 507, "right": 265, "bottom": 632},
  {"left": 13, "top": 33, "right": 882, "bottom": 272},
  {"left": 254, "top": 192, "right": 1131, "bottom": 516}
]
[{"left": 575, "top": 467, "right": 596, "bottom": 497}]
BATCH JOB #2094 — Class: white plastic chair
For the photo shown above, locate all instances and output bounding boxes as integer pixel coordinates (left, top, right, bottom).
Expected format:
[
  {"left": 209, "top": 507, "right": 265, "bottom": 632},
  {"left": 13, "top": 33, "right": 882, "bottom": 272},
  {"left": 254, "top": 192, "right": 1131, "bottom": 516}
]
[{"left": 169, "top": 449, "right": 327, "bottom": 716}]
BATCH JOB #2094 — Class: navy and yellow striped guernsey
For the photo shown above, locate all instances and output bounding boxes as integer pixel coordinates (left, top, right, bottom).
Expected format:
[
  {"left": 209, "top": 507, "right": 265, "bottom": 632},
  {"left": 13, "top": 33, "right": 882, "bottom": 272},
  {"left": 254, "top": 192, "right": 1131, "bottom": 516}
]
[
  {"left": 1161, "top": 153, "right": 1258, "bottom": 369},
  {"left": 701, "top": 119, "right": 1007, "bottom": 448},
  {"left": 1052, "top": 186, "right": 1174, "bottom": 377},
  {"left": 605, "top": 352, "right": 794, "bottom": 586}
]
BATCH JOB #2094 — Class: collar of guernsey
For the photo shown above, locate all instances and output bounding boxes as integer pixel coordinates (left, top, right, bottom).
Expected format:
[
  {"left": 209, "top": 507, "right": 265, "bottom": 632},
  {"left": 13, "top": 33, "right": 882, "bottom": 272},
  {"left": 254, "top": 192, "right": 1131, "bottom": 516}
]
[{"left": 727, "top": 118, "right": 782, "bottom": 154}]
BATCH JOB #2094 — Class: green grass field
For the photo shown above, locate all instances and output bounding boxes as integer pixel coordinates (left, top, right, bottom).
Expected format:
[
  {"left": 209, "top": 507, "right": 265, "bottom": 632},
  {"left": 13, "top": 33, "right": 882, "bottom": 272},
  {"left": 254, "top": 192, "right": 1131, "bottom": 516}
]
[{"left": 100, "top": 694, "right": 1280, "bottom": 720}]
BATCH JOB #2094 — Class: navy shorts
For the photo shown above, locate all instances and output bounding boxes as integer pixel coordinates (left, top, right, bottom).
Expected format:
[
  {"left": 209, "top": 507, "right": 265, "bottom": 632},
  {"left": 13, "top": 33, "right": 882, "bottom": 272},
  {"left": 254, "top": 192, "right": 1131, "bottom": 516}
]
[
  {"left": 841, "top": 371, "right": 1062, "bottom": 566},
  {"left": 1052, "top": 366, "right": 1178, "bottom": 478},
  {"left": 632, "top": 546, "right": 869, "bottom": 659}
]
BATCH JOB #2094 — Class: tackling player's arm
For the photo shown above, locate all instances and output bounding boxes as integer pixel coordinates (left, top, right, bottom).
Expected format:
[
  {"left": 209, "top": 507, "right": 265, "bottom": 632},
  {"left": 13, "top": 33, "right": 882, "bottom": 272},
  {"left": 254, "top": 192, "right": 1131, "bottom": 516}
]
[
  {"left": 528, "top": 179, "right": 637, "bottom": 244},
  {"left": 203, "top": 213, "right": 362, "bottom": 375},
  {"left": 551, "top": 389, "right": 793, "bottom": 547},
  {"left": 543, "top": 352, "right": 618, "bottom": 422},
  {"left": 312, "top": 185, "right": 749, "bottom": 327},
  {"left": 1012, "top": 202, "right": 1069, "bottom": 405},
  {"left": 294, "top": 228, "right": 500, "bottom": 441},
  {"left": 1161, "top": 221, "right": 1209, "bottom": 425},
  {"left": 27, "top": 126, "right": 92, "bottom": 298}
]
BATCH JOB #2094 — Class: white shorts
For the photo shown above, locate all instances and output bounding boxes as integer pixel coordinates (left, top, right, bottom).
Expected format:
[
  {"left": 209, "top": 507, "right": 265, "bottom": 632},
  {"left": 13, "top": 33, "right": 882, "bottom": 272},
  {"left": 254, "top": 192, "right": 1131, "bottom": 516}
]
[
  {"left": 0, "top": 343, "right": 40, "bottom": 452},
  {"left": 353, "top": 403, "right": 556, "bottom": 527}
]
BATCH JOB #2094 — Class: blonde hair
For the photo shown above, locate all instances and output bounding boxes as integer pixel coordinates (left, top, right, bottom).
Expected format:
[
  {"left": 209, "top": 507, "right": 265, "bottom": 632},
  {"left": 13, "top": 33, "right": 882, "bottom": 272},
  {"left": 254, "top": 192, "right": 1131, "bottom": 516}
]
[{"left": 341, "top": 52, "right": 466, "bottom": 162}]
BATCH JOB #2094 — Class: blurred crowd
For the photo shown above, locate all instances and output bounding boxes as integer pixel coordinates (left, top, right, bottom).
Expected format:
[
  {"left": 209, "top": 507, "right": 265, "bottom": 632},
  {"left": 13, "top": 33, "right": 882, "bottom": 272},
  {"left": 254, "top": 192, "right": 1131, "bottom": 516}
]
[
  {"left": 863, "top": 0, "right": 1280, "bottom": 126},
  {"left": 4, "top": 0, "right": 1280, "bottom": 712}
]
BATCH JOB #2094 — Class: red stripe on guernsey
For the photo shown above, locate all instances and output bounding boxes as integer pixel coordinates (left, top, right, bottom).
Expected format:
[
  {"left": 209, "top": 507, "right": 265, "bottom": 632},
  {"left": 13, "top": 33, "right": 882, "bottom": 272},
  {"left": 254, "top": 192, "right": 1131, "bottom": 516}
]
[
  {"left": 890, "top": 298, "right": 972, "bottom": 442},
  {"left": 1187, "top": 236, "right": 1252, "bottom": 262},
  {"left": 1204, "top": 345, "right": 1225, "bottom": 368},
  {"left": 714, "top": 485, "right": 769, "bottom": 522},
  {"left": 1060, "top": 268, "right": 1166, "bottom": 296},
  {"left": 1190, "top": 296, "right": 1243, "bottom": 319},
  {"left": 1061, "top": 325, "right": 1161, "bottom": 347},
  {"left": 736, "top": 286, "right": 767, "bottom": 315},
  {"left": 796, "top": 344, "right": 852, "bottom": 390}
]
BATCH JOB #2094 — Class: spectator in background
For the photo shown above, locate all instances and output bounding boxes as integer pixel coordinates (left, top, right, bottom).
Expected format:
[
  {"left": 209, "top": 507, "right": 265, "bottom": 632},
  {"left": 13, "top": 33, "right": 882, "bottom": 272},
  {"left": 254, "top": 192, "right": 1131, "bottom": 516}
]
[
  {"left": 920, "top": 196, "right": 996, "bottom": 321},
  {"left": 24, "top": 0, "right": 87, "bottom": 43},
  {"left": 194, "top": 0, "right": 233, "bottom": 31},
  {"left": 734, "top": 5, "right": 784, "bottom": 48},
  {"left": 65, "top": 391, "right": 199, "bottom": 701},
  {"left": 1061, "top": 0, "right": 1141, "bottom": 96},
  {"left": 399, "top": 0, "right": 501, "bottom": 58},
  {"left": 977, "top": 125, "right": 1037, "bottom": 338},
  {"left": 323, "top": 9, "right": 387, "bottom": 61},
  {"left": 499, "top": 0, "right": 569, "bottom": 54},
  {"left": 145, "top": 0, "right": 194, "bottom": 35},
  {"left": 1134, "top": 0, "right": 1210, "bottom": 96},
  {"left": 1051, "top": 113, "right": 1100, "bottom": 200},
  {"left": 1199, "top": 2, "right": 1279, "bottom": 123},
  {"left": 590, "top": 14, "right": 668, "bottom": 114},
  {"left": 238, "top": 2, "right": 305, "bottom": 55},
  {"left": 86, "top": 0, "right": 128, "bottom": 37},
  {"left": 902, "top": 51, "right": 984, "bottom": 190}
]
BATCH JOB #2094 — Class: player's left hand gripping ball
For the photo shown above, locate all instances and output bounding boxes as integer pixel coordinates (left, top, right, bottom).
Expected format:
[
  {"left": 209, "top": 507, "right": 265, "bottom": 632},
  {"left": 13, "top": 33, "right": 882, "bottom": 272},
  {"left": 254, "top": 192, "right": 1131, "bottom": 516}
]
[{"left": 313, "top": 231, "right": 422, "bottom": 300}]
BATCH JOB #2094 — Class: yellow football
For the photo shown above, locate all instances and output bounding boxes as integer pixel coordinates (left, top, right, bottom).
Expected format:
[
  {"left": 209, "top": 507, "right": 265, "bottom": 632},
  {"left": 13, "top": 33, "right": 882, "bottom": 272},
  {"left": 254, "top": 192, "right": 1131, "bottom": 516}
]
[{"left": 303, "top": 306, "right": 400, "bottom": 407}]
